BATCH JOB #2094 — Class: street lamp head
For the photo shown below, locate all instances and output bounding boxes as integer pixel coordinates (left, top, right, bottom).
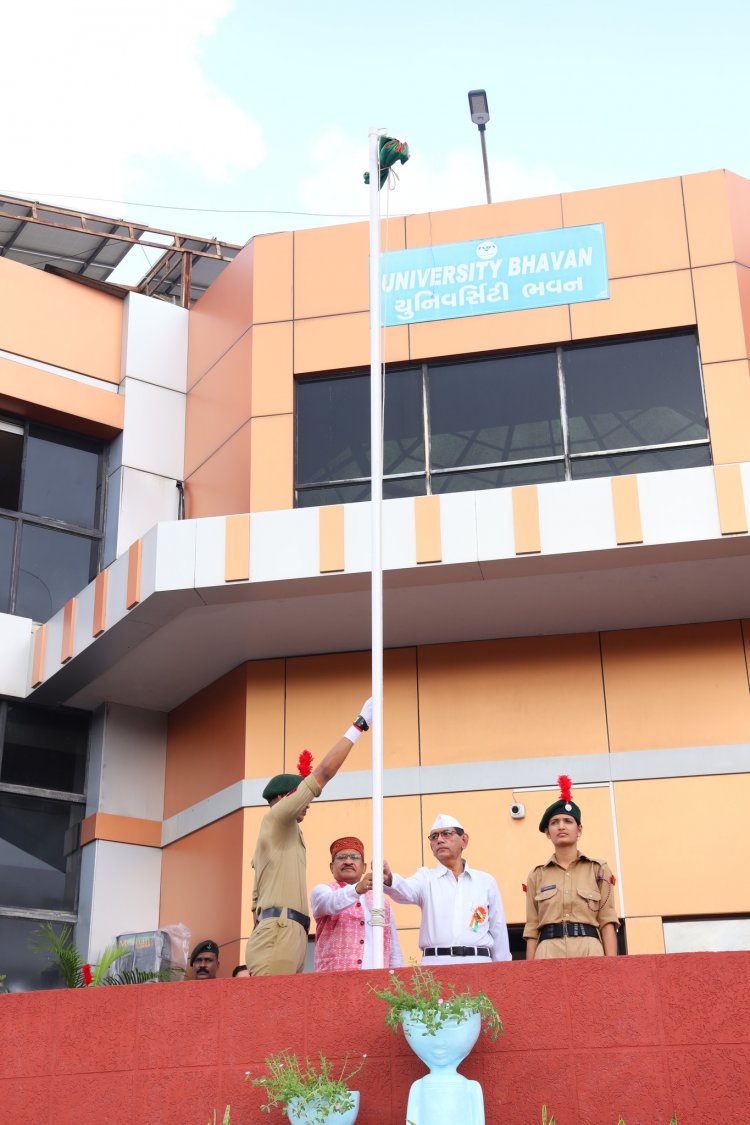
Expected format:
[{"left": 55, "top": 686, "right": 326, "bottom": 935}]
[{"left": 468, "top": 89, "right": 490, "bottom": 128}]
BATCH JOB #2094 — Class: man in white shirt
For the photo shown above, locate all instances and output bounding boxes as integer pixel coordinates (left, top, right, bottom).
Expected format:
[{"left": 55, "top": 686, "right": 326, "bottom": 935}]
[
  {"left": 384, "top": 813, "right": 511, "bottom": 965},
  {"left": 311, "top": 835, "right": 403, "bottom": 971}
]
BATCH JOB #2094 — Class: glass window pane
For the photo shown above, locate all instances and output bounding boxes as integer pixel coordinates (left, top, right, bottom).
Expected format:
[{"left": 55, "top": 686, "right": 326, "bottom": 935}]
[
  {"left": 565, "top": 333, "right": 707, "bottom": 454},
  {"left": 428, "top": 353, "right": 562, "bottom": 470},
  {"left": 2, "top": 704, "right": 88, "bottom": 793},
  {"left": 0, "top": 516, "right": 15, "bottom": 614},
  {"left": 0, "top": 426, "right": 23, "bottom": 511},
  {"left": 0, "top": 792, "right": 82, "bottom": 911},
  {"left": 432, "top": 461, "right": 565, "bottom": 494},
  {"left": 0, "top": 915, "right": 66, "bottom": 992},
  {"left": 570, "top": 445, "right": 711, "bottom": 480},
  {"left": 296, "top": 370, "right": 423, "bottom": 488},
  {"left": 22, "top": 429, "right": 102, "bottom": 529},
  {"left": 16, "top": 525, "right": 98, "bottom": 623},
  {"left": 297, "top": 481, "right": 371, "bottom": 508}
]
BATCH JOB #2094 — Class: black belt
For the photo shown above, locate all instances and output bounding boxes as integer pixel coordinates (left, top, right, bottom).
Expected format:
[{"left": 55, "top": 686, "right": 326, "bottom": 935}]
[
  {"left": 539, "top": 923, "right": 600, "bottom": 942},
  {"left": 258, "top": 906, "right": 311, "bottom": 933},
  {"left": 422, "top": 946, "right": 491, "bottom": 958}
]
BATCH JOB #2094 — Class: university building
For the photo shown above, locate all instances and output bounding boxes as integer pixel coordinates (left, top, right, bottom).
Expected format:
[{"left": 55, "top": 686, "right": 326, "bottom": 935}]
[{"left": 2, "top": 170, "right": 750, "bottom": 988}]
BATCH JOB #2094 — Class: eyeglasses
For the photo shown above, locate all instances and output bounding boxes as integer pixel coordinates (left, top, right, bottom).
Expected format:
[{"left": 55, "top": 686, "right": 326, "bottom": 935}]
[
  {"left": 428, "top": 829, "right": 463, "bottom": 843},
  {"left": 333, "top": 852, "right": 363, "bottom": 862}
]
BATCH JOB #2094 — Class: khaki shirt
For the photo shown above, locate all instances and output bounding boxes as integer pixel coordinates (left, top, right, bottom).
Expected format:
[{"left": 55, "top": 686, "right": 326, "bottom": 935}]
[
  {"left": 523, "top": 852, "right": 619, "bottom": 940},
  {"left": 251, "top": 775, "right": 322, "bottom": 917}
]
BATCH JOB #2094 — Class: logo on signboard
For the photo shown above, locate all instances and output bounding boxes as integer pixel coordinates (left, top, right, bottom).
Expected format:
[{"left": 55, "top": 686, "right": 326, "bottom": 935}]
[{"left": 476, "top": 242, "right": 498, "bottom": 260}]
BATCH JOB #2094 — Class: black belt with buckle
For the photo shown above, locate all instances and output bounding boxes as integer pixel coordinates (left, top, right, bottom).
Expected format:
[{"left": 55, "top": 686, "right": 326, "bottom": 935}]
[
  {"left": 258, "top": 906, "right": 311, "bottom": 933},
  {"left": 538, "top": 922, "right": 600, "bottom": 942},
  {"left": 421, "top": 946, "right": 491, "bottom": 958}
]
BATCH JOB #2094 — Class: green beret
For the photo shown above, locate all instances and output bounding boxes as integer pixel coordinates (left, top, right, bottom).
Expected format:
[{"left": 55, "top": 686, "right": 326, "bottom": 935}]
[
  {"left": 539, "top": 798, "right": 582, "bottom": 833},
  {"left": 190, "top": 939, "right": 219, "bottom": 964},
  {"left": 262, "top": 773, "right": 303, "bottom": 802}
]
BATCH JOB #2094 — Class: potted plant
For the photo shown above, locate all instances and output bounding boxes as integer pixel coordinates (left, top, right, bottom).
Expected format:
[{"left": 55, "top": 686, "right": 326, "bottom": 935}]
[
  {"left": 371, "top": 967, "right": 502, "bottom": 1124},
  {"left": 249, "top": 1050, "right": 365, "bottom": 1124},
  {"left": 30, "top": 922, "right": 179, "bottom": 987}
]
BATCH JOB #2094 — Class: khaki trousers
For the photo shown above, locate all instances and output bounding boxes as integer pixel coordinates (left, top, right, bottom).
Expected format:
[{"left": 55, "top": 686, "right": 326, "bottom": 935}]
[
  {"left": 534, "top": 935, "right": 604, "bottom": 960},
  {"left": 245, "top": 915, "right": 307, "bottom": 977}
]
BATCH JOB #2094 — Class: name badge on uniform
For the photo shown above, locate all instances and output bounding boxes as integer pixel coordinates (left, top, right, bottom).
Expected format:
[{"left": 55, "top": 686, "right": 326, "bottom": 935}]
[{"left": 540, "top": 884, "right": 556, "bottom": 892}]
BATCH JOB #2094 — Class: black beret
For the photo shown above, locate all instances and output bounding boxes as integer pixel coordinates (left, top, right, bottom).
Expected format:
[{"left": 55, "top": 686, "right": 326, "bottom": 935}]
[
  {"left": 539, "top": 798, "right": 582, "bottom": 833},
  {"left": 189, "top": 939, "right": 219, "bottom": 965},
  {"left": 262, "top": 773, "right": 304, "bottom": 802}
]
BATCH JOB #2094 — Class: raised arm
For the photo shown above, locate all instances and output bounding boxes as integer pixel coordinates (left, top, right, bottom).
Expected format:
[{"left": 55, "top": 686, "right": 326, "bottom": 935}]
[{"left": 313, "top": 697, "right": 373, "bottom": 788}]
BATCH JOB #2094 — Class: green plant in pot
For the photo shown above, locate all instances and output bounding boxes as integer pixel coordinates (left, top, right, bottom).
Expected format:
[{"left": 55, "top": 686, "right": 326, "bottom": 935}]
[
  {"left": 370, "top": 965, "right": 502, "bottom": 1040},
  {"left": 249, "top": 1050, "right": 365, "bottom": 1124}
]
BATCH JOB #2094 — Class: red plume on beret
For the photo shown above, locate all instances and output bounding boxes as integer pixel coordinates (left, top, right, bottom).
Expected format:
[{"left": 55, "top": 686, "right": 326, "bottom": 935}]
[
  {"left": 297, "top": 750, "right": 314, "bottom": 778},
  {"left": 558, "top": 774, "right": 573, "bottom": 803}
]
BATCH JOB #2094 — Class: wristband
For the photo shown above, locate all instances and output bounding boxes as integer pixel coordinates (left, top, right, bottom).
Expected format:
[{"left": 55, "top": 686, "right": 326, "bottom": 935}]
[
  {"left": 353, "top": 713, "right": 369, "bottom": 732},
  {"left": 344, "top": 724, "right": 363, "bottom": 744}
]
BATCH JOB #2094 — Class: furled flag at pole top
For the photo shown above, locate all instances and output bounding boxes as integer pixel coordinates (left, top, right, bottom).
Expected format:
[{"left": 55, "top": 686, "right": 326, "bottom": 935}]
[{"left": 364, "top": 136, "right": 410, "bottom": 190}]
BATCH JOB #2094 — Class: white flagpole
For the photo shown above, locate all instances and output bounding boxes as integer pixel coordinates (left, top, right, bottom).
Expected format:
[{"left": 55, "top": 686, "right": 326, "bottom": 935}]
[{"left": 368, "top": 127, "right": 385, "bottom": 970}]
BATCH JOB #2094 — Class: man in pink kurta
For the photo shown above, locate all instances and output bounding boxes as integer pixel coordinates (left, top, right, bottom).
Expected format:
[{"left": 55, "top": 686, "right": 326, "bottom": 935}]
[{"left": 312, "top": 836, "right": 403, "bottom": 971}]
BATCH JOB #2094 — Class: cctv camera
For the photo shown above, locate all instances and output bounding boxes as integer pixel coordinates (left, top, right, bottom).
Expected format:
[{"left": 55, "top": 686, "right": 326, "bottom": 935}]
[{"left": 510, "top": 803, "right": 525, "bottom": 820}]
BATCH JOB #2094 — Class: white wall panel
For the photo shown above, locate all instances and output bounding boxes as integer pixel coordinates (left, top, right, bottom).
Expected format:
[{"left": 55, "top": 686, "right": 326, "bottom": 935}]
[
  {"left": 383, "top": 497, "right": 417, "bottom": 570},
  {"left": 0, "top": 613, "right": 33, "bottom": 698},
  {"left": 41, "top": 610, "right": 64, "bottom": 684},
  {"left": 344, "top": 501, "right": 372, "bottom": 574},
  {"left": 116, "top": 468, "right": 181, "bottom": 557},
  {"left": 73, "top": 578, "right": 97, "bottom": 659},
  {"left": 475, "top": 488, "right": 516, "bottom": 561},
  {"left": 88, "top": 703, "right": 167, "bottom": 820},
  {"left": 251, "top": 508, "right": 318, "bottom": 581},
  {"left": 80, "top": 840, "right": 162, "bottom": 958},
  {"left": 152, "top": 520, "right": 197, "bottom": 592},
  {"left": 438, "top": 492, "right": 479, "bottom": 565},
  {"left": 194, "top": 516, "right": 228, "bottom": 588},
  {"left": 639, "top": 466, "right": 721, "bottom": 545},
  {"left": 119, "top": 378, "right": 186, "bottom": 479},
  {"left": 538, "top": 477, "right": 616, "bottom": 555},
  {"left": 121, "top": 293, "right": 188, "bottom": 392}
]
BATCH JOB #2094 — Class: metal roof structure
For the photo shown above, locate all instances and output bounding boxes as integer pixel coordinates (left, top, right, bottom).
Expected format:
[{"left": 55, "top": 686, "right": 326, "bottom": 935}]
[{"left": 0, "top": 193, "right": 242, "bottom": 306}]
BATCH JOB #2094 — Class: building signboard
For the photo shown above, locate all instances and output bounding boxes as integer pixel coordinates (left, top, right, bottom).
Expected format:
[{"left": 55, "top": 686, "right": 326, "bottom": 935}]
[{"left": 381, "top": 223, "right": 609, "bottom": 326}]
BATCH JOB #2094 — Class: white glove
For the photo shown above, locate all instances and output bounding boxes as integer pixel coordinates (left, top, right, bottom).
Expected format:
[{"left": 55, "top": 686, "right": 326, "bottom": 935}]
[{"left": 359, "top": 697, "right": 373, "bottom": 727}]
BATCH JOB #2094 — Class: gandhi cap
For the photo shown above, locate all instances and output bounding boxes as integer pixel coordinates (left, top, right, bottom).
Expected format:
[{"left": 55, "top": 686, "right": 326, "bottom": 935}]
[{"left": 430, "top": 813, "right": 464, "bottom": 833}]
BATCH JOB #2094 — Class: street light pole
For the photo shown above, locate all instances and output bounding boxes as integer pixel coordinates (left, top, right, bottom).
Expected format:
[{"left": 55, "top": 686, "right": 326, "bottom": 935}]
[{"left": 468, "top": 89, "right": 492, "bottom": 205}]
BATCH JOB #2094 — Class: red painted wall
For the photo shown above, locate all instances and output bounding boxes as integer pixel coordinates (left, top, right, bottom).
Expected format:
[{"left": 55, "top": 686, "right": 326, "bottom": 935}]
[{"left": 1, "top": 953, "right": 749, "bottom": 1124}]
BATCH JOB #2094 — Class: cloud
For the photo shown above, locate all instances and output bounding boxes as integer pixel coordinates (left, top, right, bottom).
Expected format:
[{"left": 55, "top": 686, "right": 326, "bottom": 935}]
[
  {"left": 0, "top": 0, "right": 264, "bottom": 212},
  {"left": 299, "top": 127, "right": 569, "bottom": 223}
]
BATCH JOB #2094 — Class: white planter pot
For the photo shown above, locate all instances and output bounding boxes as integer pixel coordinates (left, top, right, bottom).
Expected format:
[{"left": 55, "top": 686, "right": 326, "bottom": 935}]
[
  {"left": 286, "top": 1090, "right": 360, "bottom": 1125},
  {"left": 402, "top": 1012, "right": 484, "bottom": 1125}
]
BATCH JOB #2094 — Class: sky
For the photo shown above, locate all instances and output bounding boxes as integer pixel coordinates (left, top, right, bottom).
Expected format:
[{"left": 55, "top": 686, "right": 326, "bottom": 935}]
[{"left": 2, "top": 0, "right": 749, "bottom": 261}]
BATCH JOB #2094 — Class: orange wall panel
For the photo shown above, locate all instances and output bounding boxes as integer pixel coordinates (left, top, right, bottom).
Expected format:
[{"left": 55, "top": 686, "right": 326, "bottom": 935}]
[
  {"left": 0, "top": 356, "right": 124, "bottom": 438},
  {"left": 187, "top": 241, "right": 254, "bottom": 389},
  {"left": 159, "top": 810, "right": 244, "bottom": 976},
  {"left": 245, "top": 659, "right": 287, "bottom": 780},
  {"left": 703, "top": 360, "right": 750, "bottom": 464},
  {"left": 405, "top": 194, "right": 563, "bottom": 248},
  {"left": 615, "top": 775, "right": 750, "bottom": 916},
  {"left": 184, "top": 422, "right": 251, "bottom": 519},
  {"left": 294, "top": 313, "right": 409, "bottom": 374},
  {"left": 409, "top": 302, "right": 570, "bottom": 361},
  {"left": 285, "top": 647, "right": 419, "bottom": 773},
  {"left": 561, "top": 176, "right": 689, "bottom": 278},
  {"left": 727, "top": 171, "right": 750, "bottom": 268},
  {"left": 418, "top": 634, "right": 609, "bottom": 765},
  {"left": 737, "top": 263, "right": 750, "bottom": 359},
  {"left": 570, "top": 270, "right": 695, "bottom": 340},
  {"left": 601, "top": 621, "right": 750, "bottom": 752},
  {"left": 248, "top": 413, "right": 293, "bottom": 512},
  {"left": 184, "top": 332, "right": 252, "bottom": 478},
  {"left": 165, "top": 665, "right": 248, "bottom": 818},
  {"left": 294, "top": 218, "right": 406, "bottom": 320},
  {"left": 682, "top": 170, "right": 734, "bottom": 268},
  {"left": 692, "top": 263, "right": 748, "bottom": 363},
  {"left": 0, "top": 257, "right": 122, "bottom": 382},
  {"left": 250, "top": 321, "right": 294, "bottom": 418},
  {"left": 251, "top": 231, "right": 293, "bottom": 324}
]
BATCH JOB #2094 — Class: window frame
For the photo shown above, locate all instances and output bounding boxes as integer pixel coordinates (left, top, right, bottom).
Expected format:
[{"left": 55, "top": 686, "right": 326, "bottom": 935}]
[
  {"left": 0, "top": 416, "right": 107, "bottom": 620},
  {"left": 294, "top": 329, "right": 711, "bottom": 506}
]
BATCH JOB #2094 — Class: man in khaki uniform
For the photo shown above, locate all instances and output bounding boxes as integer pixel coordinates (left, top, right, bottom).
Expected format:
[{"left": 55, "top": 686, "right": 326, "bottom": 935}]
[
  {"left": 245, "top": 696, "right": 372, "bottom": 976},
  {"left": 524, "top": 776, "right": 619, "bottom": 960}
]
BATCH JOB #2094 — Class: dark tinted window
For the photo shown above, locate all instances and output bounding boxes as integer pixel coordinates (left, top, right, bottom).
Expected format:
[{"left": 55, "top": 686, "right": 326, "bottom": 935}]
[
  {"left": 433, "top": 461, "right": 565, "bottom": 494},
  {"left": 1, "top": 705, "right": 88, "bottom": 793},
  {"left": 0, "top": 916, "right": 66, "bottom": 992},
  {"left": 0, "top": 517, "right": 14, "bottom": 613},
  {"left": 16, "top": 525, "right": 99, "bottom": 623},
  {"left": 428, "top": 352, "right": 562, "bottom": 470},
  {"left": 0, "top": 425, "right": 23, "bottom": 511},
  {"left": 23, "top": 429, "right": 102, "bottom": 529},
  {"left": 571, "top": 445, "right": 712, "bottom": 480},
  {"left": 565, "top": 334, "right": 707, "bottom": 453},
  {"left": 0, "top": 791, "right": 82, "bottom": 911}
]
